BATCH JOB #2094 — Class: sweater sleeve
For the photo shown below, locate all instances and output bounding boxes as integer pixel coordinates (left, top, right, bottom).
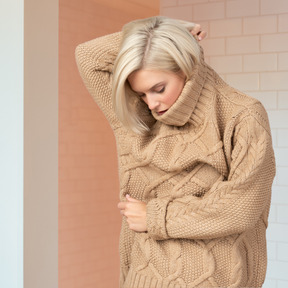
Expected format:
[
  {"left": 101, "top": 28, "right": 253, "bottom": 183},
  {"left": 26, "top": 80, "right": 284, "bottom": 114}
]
[
  {"left": 75, "top": 32, "right": 122, "bottom": 130},
  {"left": 146, "top": 104, "right": 276, "bottom": 240}
]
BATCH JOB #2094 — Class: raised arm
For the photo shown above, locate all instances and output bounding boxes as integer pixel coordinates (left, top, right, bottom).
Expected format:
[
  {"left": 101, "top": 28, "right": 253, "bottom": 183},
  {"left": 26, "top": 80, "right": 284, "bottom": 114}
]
[
  {"left": 75, "top": 32, "right": 123, "bottom": 130},
  {"left": 75, "top": 20, "right": 206, "bottom": 131}
]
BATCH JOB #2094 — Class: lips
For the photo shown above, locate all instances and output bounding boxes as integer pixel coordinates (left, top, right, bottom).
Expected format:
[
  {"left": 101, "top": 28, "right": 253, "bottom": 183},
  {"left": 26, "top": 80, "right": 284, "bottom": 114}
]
[{"left": 157, "top": 109, "right": 168, "bottom": 116}]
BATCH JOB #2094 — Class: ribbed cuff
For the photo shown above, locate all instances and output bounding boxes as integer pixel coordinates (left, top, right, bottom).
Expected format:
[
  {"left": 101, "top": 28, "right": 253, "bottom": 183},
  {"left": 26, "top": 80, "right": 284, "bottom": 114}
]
[
  {"left": 146, "top": 198, "right": 171, "bottom": 240},
  {"left": 120, "top": 265, "right": 129, "bottom": 288}
]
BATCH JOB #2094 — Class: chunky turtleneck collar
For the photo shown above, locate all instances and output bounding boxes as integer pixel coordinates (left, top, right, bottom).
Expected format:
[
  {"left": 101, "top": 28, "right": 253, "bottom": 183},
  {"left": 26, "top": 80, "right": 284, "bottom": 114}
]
[{"left": 151, "top": 49, "right": 208, "bottom": 127}]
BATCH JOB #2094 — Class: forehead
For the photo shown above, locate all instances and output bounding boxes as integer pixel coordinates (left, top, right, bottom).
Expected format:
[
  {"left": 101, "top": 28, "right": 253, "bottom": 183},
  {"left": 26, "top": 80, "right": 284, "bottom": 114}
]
[{"left": 128, "top": 69, "right": 177, "bottom": 91}]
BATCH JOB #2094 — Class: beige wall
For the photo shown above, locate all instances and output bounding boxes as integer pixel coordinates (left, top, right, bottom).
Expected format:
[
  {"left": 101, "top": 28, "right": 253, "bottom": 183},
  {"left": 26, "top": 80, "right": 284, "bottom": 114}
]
[
  {"left": 160, "top": 1, "right": 288, "bottom": 287},
  {"left": 24, "top": 0, "right": 59, "bottom": 287},
  {"left": 59, "top": 1, "right": 159, "bottom": 287}
]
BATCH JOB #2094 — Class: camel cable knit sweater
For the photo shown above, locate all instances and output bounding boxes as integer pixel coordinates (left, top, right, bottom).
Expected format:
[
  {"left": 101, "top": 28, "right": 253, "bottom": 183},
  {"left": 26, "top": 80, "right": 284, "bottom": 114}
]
[{"left": 75, "top": 32, "right": 276, "bottom": 288}]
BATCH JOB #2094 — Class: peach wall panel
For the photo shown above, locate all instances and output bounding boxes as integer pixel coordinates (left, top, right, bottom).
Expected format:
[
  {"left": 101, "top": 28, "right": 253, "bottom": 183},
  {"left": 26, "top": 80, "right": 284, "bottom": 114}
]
[{"left": 59, "top": 0, "right": 159, "bottom": 287}]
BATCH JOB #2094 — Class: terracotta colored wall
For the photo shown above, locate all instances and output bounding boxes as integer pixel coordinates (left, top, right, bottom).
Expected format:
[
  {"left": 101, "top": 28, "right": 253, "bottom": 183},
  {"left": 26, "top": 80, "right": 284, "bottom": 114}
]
[{"left": 59, "top": 1, "right": 159, "bottom": 287}]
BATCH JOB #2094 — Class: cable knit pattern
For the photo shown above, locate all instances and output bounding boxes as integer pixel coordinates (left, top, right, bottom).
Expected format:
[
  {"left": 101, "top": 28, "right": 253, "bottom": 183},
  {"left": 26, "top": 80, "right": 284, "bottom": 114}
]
[{"left": 75, "top": 31, "right": 276, "bottom": 288}]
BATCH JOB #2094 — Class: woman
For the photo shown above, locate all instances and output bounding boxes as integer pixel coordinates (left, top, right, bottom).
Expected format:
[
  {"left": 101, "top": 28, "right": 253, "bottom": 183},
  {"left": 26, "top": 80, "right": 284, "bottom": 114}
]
[{"left": 75, "top": 16, "right": 275, "bottom": 288}]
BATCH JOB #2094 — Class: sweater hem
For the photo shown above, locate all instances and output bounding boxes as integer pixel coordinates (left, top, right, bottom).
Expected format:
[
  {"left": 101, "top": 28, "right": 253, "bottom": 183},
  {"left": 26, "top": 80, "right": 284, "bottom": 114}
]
[{"left": 123, "top": 269, "right": 263, "bottom": 288}]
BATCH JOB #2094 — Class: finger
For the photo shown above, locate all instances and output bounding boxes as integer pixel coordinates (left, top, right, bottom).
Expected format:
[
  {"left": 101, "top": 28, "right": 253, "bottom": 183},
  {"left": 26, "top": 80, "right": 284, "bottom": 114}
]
[
  {"left": 191, "top": 24, "right": 201, "bottom": 35},
  {"left": 126, "top": 195, "right": 140, "bottom": 203},
  {"left": 197, "top": 30, "right": 207, "bottom": 41},
  {"left": 117, "top": 202, "right": 127, "bottom": 209}
]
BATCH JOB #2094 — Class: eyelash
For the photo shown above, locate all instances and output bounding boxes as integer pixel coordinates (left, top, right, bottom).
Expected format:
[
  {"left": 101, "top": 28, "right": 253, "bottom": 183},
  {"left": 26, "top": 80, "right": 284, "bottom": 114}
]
[
  {"left": 138, "top": 87, "right": 165, "bottom": 98},
  {"left": 157, "top": 87, "right": 165, "bottom": 94}
]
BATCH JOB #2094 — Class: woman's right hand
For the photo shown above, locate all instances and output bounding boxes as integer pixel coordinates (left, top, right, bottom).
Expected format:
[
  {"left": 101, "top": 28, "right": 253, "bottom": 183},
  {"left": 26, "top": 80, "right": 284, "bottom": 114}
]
[
  {"left": 176, "top": 19, "right": 207, "bottom": 41},
  {"left": 190, "top": 24, "right": 207, "bottom": 41}
]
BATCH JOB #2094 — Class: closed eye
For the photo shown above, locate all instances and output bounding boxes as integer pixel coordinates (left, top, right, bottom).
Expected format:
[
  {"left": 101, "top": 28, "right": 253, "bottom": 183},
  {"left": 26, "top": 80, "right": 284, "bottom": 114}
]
[
  {"left": 134, "top": 85, "right": 165, "bottom": 97},
  {"left": 156, "top": 87, "right": 165, "bottom": 94}
]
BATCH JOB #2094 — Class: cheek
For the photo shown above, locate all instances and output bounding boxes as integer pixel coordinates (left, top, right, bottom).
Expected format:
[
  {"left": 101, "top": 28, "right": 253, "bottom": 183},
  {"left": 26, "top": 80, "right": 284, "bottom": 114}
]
[{"left": 169, "top": 86, "right": 183, "bottom": 104}]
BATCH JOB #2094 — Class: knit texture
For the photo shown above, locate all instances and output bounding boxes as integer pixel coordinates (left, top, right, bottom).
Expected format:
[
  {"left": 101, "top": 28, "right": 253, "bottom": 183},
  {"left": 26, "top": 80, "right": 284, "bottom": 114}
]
[{"left": 75, "top": 31, "right": 276, "bottom": 288}]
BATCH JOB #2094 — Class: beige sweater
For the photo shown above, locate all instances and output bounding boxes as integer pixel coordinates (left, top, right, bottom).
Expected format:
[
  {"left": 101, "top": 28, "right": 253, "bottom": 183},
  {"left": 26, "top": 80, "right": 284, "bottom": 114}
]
[{"left": 75, "top": 32, "right": 276, "bottom": 288}]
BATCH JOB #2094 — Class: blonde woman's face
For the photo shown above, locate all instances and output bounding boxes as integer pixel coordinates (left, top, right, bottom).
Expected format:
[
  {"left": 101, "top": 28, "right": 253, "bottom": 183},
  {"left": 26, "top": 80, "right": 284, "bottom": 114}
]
[{"left": 128, "top": 69, "right": 185, "bottom": 116}]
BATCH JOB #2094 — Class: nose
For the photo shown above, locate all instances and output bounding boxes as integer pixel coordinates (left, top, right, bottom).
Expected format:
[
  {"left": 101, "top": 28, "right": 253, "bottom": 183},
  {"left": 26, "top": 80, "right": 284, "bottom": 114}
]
[{"left": 145, "top": 94, "right": 160, "bottom": 111}]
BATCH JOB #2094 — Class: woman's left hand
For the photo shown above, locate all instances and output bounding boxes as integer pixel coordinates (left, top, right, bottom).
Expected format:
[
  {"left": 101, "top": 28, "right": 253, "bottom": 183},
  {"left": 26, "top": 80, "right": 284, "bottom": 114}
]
[{"left": 117, "top": 195, "right": 147, "bottom": 232}]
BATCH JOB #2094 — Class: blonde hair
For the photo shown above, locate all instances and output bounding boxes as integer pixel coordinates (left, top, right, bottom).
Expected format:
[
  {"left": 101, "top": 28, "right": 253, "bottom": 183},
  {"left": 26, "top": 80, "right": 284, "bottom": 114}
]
[{"left": 112, "top": 16, "right": 201, "bottom": 134}]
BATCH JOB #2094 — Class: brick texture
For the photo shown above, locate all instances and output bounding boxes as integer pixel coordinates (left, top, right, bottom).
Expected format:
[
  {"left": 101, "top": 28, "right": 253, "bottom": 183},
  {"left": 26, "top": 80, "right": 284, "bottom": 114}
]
[
  {"left": 160, "top": 0, "right": 288, "bottom": 286},
  {"left": 227, "top": 0, "right": 259, "bottom": 18}
]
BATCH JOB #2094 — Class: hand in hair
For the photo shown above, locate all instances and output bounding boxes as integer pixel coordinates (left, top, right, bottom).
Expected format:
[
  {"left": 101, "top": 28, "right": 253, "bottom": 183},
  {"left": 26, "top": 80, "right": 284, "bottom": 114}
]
[
  {"left": 176, "top": 19, "right": 207, "bottom": 41},
  {"left": 190, "top": 24, "right": 207, "bottom": 41}
]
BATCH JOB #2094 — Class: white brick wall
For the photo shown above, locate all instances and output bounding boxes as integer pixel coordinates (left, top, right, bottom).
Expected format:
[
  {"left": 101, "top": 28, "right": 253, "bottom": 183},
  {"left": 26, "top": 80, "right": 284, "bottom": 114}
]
[
  {"left": 160, "top": 0, "right": 288, "bottom": 286},
  {"left": 226, "top": 0, "right": 259, "bottom": 18},
  {"left": 279, "top": 91, "right": 288, "bottom": 109},
  {"left": 227, "top": 35, "right": 260, "bottom": 54},
  {"left": 279, "top": 14, "right": 288, "bottom": 32},
  {"left": 243, "top": 15, "right": 277, "bottom": 35}
]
